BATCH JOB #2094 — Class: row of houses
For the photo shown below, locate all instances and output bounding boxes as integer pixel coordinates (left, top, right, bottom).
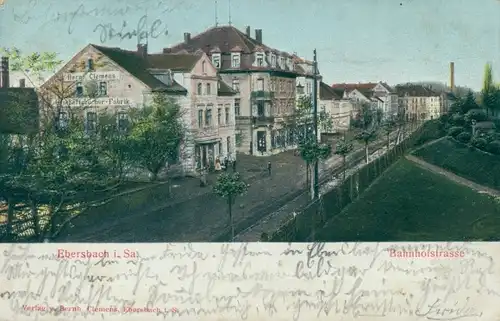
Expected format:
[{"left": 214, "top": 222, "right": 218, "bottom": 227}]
[{"left": 0, "top": 25, "right": 456, "bottom": 176}]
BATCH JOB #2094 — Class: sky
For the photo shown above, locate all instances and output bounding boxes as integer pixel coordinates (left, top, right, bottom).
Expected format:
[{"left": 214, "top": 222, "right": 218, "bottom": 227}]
[{"left": 0, "top": 0, "right": 499, "bottom": 90}]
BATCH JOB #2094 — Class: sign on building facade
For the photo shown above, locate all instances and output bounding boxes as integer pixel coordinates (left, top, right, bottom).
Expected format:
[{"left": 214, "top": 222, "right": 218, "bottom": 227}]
[
  {"left": 63, "top": 71, "right": 121, "bottom": 82},
  {"left": 59, "top": 97, "right": 133, "bottom": 107}
]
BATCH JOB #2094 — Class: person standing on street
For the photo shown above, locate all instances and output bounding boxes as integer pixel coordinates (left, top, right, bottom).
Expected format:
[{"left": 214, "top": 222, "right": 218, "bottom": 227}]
[{"left": 267, "top": 161, "right": 272, "bottom": 176}]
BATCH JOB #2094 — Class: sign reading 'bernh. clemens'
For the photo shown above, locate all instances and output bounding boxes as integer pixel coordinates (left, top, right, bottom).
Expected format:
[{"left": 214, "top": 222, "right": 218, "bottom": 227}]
[{"left": 63, "top": 71, "right": 121, "bottom": 82}]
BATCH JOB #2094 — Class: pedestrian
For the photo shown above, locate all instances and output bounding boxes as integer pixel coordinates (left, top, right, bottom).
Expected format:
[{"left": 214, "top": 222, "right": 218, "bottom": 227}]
[
  {"left": 223, "top": 157, "right": 228, "bottom": 171},
  {"left": 232, "top": 158, "right": 237, "bottom": 172},
  {"left": 267, "top": 161, "right": 272, "bottom": 176}
]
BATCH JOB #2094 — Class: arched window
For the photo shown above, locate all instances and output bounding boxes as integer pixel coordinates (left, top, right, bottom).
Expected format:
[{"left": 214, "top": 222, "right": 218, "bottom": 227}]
[
  {"left": 197, "top": 83, "right": 202, "bottom": 95},
  {"left": 202, "top": 61, "right": 206, "bottom": 73}
]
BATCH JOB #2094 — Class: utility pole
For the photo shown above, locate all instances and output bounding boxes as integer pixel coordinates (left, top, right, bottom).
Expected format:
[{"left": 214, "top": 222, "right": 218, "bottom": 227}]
[{"left": 312, "top": 49, "right": 319, "bottom": 200}]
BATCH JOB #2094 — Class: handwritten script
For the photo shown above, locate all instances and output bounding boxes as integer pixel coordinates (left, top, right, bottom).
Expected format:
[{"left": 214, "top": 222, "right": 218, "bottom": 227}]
[
  {"left": 0, "top": 242, "right": 499, "bottom": 320},
  {"left": 93, "top": 15, "right": 168, "bottom": 44}
]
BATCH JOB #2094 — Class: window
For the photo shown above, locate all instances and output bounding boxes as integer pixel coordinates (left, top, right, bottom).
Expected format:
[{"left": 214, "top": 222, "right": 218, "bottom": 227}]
[
  {"left": 217, "top": 107, "right": 222, "bottom": 125},
  {"left": 235, "top": 98, "right": 240, "bottom": 116},
  {"left": 219, "top": 142, "right": 223, "bottom": 155},
  {"left": 256, "top": 53, "right": 264, "bottom": 66},
  {"left": 231, "top": 53, "right": 240, "bottom": 68},
  {"left": 87, "top": 58, "right": 94, "bottom": 71},
  {"left": 227, "top": 136, "right": 231, "bottom": 155},
  {"left": 271, "top": 54, "right": 276, "bottom": 67},
  {"left": 19, "top": 79, "right": 26, "bottom": 87},
  {"left": 198, "top": 109, "right": 203, "bottom": 128},
  {"left": 257, "top": 101, "right": 265, "bottom": 116},
  {"left": 117, "top": 112, "right": 128, "bottom": 131},
  {"left": 279, "top": 80, "right": 284, "bottom": 92},
  {"left": 75, "top": 82, "right": 83, "bottom": 97},
  {"left": 271, "top": 78, "right": 276, "bottom": 92},
  {"left": 98, "top": 81, "right": 107, "bottom": 96},
  {"left": 202, "top": 61, "right": 206, "bottom": 73},
  {"left": 206, "top": 83, "right": 211, "bottom": 95},
  {"left": 297, "top": 85, "right": 304, "bottom": 95},
  {"left": 197, "top": 83, "right": 202, "bottom": 95},
  {"left": 306, "top": 82, "right": 312, "bottom": 94},
  {"left": 232, "top": 79, "right": 240, "bottom": 92},
  {"left": 212, "top": 54, "right": 221, "bottom": 68},
  {"left": 225, "top": 107, "right": 230, "bottom": 124},
  {"left": 205, "top": 109, "right": 212, "bottom": 127},
  {"left": 280, "top": 57, "right": 285, "bottom": 68},
  {"left": 86, "top": 112, "right": 97, "bottom": 132},
  {"left": 58, "top": 111, "right": 68, "bottom": 129},
  {"left": 257, "top": 78, "right": 264, "bottom": 91}
]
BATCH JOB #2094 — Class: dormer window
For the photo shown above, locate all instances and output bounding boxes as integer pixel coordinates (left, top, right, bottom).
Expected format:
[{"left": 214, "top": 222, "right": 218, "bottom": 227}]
[
  {"left": 212, "top": 53, "right": 221, "bottom": 68},
  {"left": 271, "top": 54, "right": 276, "bottom": 67},
  {"left": 279, "top": 57, "right": 285, "bottom": 68},
  {"left": 287, "top": 58, "right": 292, "bottom": 69},
  {"left": 256, "top": 53, "right": 264, "bottom": 67},
  {"left": 231, "top": 53, "right": 240, "bottom": 68}
]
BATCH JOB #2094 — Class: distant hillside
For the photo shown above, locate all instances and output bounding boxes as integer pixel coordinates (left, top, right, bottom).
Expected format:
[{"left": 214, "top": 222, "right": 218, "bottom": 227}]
[{"left": 396, "top": 82, "right": 474, "bottom": 97}]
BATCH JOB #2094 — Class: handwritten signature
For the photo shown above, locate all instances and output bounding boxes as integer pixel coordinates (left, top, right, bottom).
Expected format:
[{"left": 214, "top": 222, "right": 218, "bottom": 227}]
[{"left": 93, "top": 15, "right": 168, "bottom": 44}]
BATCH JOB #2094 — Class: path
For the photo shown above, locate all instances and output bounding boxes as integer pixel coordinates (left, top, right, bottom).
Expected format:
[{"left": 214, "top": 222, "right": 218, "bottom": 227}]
[{"left": 406, "top": 155, "right": 500, "bottom": 197}]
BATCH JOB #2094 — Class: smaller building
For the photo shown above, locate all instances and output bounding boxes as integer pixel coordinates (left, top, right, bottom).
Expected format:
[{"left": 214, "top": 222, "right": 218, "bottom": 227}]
[
  {"left": 319, "top": 82, "right": 352, "bottom": 134},
  {"left": 395, "top": 84, "right": 442, "bottom": 121},
  {"left": 41, "top": 44, "right": 237, "bottom": 175},
  {"left": 0, "top": 57, "right": 39, "bottom": 134}
]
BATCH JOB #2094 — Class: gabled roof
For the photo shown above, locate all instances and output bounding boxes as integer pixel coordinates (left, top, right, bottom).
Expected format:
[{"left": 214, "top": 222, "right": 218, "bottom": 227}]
[
  {"left": 395, "top": 84, "right": 439, "bottom": 97},
  {"left": 168, "top": 26, "right": 265, "bottom": 54},
  {"left": 319, "top": 82, "right": 342, "bottom": 100},
  {"left": 217, "top": 77, "right": 236, "bottom": 96},
  {"left": 164, "top": 26, "right": 306, "bottom": 75},
  {"left": 0, "top": 88, "right": 39, "bottom": 134},
  {"left": 91, "top": 45, "right": 187, "bottom": 94},
  {"left": 331, "top": 82, "right": 378, "bottom": 91}
]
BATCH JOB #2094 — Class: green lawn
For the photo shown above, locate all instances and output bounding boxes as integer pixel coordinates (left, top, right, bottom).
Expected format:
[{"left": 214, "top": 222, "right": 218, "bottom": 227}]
[
  {"left": 316, "top": 158, "right": 500, "bottom": 241},
  {"left": 413, "top": 137, "right": 500, "bottom": 190}
]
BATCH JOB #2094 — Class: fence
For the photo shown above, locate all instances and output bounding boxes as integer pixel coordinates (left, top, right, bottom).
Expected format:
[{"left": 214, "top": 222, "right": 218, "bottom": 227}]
[{"left": 265, "top": 121, "right": 434, "bottom": 242}]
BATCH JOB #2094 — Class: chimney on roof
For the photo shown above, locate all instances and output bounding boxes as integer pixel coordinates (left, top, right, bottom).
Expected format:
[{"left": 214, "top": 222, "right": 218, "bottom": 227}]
[
  {"left": 450, "top": 62, "right": 455, "bottom": 92},
  {"left": 0, "top": 57, "right": 9, "bottom": 88},
  {"left": 184, "top": 32, "right": 191, "bottom": 43},
  {"left": 137, "top": 44, "right": 148, "bottom": 58},
  {"left": 245, "top": 26, "right": 251, "bottom": 37},
  {"left": 255, "top": 29, "right": 262, "bottom": 43}
]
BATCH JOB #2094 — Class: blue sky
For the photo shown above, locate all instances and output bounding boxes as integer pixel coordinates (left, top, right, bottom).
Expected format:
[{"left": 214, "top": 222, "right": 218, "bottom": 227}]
[{"left": 1, "top": 0, "right": 498, "bottom": 90}]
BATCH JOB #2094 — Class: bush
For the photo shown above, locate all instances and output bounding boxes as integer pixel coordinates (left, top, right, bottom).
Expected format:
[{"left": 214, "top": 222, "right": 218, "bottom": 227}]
[
  {"left": 470, "top": 137, "right": 487, "bottom": 150},
  {"left": 485, "top": 141, "right": 500, "bottom": 155},
  {"left": 448, "top": 126, "right": 464, "bottom": 138},
  {"left": 450, "top": 114, "right": 465, "bottom": 126},
  {"left": 465, "top": 109, "right": 488, "bottom": 123},
  {"left": 456, "top": 132, "right": 471, "bottom": 143}
]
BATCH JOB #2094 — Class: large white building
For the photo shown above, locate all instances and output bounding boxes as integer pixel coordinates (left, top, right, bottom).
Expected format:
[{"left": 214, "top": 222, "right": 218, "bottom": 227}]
[
  {"left": 41, "top": 44, "right": 237, "bottom": 174},
  {"left": 395, "top": 84, "right": 443, "bottom": 121}
]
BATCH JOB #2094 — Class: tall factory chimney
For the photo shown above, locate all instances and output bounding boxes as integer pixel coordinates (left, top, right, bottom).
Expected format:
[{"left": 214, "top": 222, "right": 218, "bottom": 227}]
[{"left": 450, "top": 62, "right": 455, "bottom": 92}]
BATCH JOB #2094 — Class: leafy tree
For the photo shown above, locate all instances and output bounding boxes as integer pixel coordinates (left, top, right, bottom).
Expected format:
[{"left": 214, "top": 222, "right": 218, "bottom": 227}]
[
  {"left": 334, "top": 139, "right": 354, "bottom": 180},
  {"left": 213, "top": 172, "right": 248, "bottom": 241},
  {"left": 128, "top": 93, "right": 185, "bottom": 182},
  {"left": 481, "top": 63, "right": 500, "bottom": 117},
  {"left": 382, "top": 118, "right": 396, "bottom": 150},
  {"left": 352, "top": 102, "right": 374, "bottom": 130},
  {"left": 299, "top": 137, "right": 332, "bottom": 197},
  {"left": 318, "top": 109, "right": 334, "bottom": 134},
  {"left": 355, "top": 129, "right": 378, "bottom": 163}
]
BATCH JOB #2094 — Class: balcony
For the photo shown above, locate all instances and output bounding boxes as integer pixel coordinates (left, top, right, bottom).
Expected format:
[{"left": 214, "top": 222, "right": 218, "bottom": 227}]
[
  {"left": 252, "top": 115, "right": 274, "bottom": 125},
  {"left": 251, "top": 91, "right": 274, "bottom": 100}
]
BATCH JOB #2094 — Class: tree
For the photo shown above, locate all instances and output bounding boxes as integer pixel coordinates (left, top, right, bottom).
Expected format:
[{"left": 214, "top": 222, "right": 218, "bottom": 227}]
[
  {"left": 481, "top": 63, "right": 500, "bottom": 117},
  {"left": 298, "top": 137, "right": 332, "bottom": 197},
  {"left": 128, "top": 93, "right": 185, "bottom": 182},
  {"left": 334, "top": 138, "right": 354, "bottom": 181},
  {"left": 351, "top": 102, "right": 374, "bottom": 130},
  {"left": 355, "top": 129, "right": 378, "bottom": 163},
  {"left": 213, "top": 172, "right": 248, "bottom": 241},
  {"left": 382, "top": 118, "right": 396, "bottom": 149}
]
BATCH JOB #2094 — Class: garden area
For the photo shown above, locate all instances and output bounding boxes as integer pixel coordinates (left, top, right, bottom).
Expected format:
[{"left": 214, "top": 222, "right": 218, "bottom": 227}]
[
  {"left": 315, "top": 158, "right": 500, "bottom": 242},
  {"left": 414, "top": 138, "right": 500, "bottom": 189}
]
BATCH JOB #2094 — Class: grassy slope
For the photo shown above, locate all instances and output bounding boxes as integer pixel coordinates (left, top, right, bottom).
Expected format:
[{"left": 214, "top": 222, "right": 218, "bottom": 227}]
[
  {"left": 316, "top": 159, "right": 500, "bottom": 242},
  {"left": 413, "top": 138, "right": 500, "bottom": 190}
]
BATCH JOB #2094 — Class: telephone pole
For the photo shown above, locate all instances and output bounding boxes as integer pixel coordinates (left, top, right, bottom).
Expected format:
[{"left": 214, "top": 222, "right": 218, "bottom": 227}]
[{"left": 312, "top": 49, "right": 319, "bottom": 200}]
